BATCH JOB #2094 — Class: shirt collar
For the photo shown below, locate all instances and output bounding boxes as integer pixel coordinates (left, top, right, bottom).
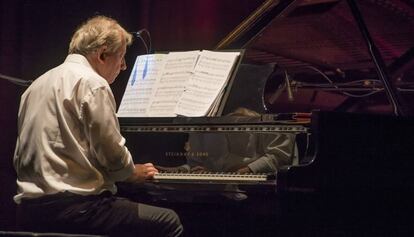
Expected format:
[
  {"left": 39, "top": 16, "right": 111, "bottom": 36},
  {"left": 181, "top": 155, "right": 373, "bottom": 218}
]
[{"left": 64, "top": 54, "right": 93, "bottom": 69}]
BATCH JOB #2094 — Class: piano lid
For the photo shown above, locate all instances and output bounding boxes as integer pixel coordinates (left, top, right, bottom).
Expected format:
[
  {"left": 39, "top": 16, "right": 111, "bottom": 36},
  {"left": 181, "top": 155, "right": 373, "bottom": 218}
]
[{"left": 216, "top": 0, "right": 414, "bottom": 115}]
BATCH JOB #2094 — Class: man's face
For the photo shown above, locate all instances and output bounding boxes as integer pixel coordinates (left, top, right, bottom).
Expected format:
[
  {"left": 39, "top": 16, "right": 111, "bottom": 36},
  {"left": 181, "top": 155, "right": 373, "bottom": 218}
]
[{"left": 99, "top": 43, "right": 127, "bottom": 84}]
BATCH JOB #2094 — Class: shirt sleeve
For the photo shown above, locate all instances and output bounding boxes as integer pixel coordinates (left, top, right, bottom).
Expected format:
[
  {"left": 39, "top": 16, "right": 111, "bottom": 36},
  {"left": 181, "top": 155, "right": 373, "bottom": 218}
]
[
  {"left": 247, "top": 133, "right": 296, "bottom": 173},
  {"left": 80, "top": 85, "right": 134, "bottom": 182}
]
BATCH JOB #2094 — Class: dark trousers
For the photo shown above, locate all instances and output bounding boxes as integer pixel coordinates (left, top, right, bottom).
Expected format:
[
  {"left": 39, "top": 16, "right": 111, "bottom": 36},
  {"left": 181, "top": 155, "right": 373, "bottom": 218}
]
[{"left": 16, "top": 191, "right": 183, "bottom": 237}]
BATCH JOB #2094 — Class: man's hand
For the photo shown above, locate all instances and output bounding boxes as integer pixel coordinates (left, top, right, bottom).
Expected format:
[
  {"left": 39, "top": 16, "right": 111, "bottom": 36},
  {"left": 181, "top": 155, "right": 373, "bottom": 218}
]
[
  {"left": 126, "top": 163, "right": 159, "bottom": 183},
  {"left": 236, "top": 166, "right": 252, "bottom": 174},
  {"left": 190, "top": 166, "right": 207, "bottom": 173}
]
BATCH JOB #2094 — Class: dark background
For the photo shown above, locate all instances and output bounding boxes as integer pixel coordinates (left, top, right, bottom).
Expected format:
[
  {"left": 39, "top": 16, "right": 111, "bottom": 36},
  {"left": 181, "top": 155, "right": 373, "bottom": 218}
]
[{"left": 0, "top": 0, "right": 265, "bottom": 230}]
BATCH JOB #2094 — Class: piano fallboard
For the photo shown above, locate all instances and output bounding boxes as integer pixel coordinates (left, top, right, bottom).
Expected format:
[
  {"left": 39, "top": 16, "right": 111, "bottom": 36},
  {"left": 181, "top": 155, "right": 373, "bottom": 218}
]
[{"left": 119, "top": 115, "right": 313, "bottom": 190}]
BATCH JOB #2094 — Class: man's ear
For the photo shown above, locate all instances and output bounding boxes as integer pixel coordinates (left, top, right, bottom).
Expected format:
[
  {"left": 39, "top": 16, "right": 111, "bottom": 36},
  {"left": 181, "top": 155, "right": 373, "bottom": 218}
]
[
  {"left": 100, "top": 52, "right": 106, "bottom": 61},
  {"left": 97, "top": 46, "right": 108, "bottom": 63}
]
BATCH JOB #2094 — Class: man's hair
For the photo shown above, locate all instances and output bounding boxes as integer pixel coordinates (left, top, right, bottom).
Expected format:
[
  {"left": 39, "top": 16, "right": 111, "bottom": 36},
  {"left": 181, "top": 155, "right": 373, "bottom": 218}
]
[
  {"left": 68, "top": 15, "right": 133, "bottom": 55},
  {"left": 227, "top": 107, "right": 260, "bottom": 117}
]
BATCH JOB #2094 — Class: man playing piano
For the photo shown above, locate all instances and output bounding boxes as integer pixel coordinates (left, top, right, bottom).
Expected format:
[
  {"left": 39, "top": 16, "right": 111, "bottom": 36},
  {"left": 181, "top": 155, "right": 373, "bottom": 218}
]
[{"left": 13, "top": 15, "right": 183, "bottom": 237}]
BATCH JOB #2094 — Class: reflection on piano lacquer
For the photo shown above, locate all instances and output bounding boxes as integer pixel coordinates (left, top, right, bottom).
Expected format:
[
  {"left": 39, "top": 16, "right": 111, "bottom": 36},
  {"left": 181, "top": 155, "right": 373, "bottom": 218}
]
[{"left": 121, "top": 116, "right": 310, "bottom": 188}]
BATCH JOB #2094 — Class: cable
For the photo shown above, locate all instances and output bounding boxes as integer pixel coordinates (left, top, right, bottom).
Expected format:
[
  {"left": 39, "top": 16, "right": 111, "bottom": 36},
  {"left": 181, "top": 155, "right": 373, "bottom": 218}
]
[
  {"left": 297, "top": 79, "right": 382, "bottom": 87},
  {"left": 397, "top": 88, "right": 414, "bottom": 92},
  {"left": 304, "top": 66, "right": 384, "bottom": 98}
]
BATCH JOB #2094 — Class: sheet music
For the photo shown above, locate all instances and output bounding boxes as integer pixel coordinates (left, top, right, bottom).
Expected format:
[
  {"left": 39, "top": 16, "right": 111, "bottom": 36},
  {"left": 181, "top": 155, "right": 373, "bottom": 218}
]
[
  {"left": 117, "top": 54, "right": 167, "bottom": 117},
  {"left": 146, "top": 51, "right": 200, "bottom": 117},
  {"left": 118, "top": 50, "right": 240, "bottom": 118},
  {"left": 174, "top": 50, "right": 240, "bottom": 117}
]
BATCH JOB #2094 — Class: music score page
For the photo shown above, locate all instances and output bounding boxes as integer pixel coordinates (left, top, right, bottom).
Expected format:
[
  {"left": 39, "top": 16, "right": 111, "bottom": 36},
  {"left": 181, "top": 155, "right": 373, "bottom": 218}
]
[
  {"left": 117, "top": 54, "right": 166, "bottom": 117},
  {"left": 174, "top": 50, "right": 240, "bottom": 117}
]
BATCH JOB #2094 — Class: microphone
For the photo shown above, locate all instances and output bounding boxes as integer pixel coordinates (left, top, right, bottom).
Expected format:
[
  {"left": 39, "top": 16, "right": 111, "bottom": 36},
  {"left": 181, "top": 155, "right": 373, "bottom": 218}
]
[
  {"left": 130, "top": 29, "right": 152, "bottom": 81},
  {"left": 284, "top": 70, "right": 294, "bottom": 101},
  {"left": 131, "top": 29, "right": 152, "bottom": 54},
  {"left": 268, "top": 70, "right": 295, "bottom": 104},
  {"left": 0, "top": 73, "right": 32, "bottom": 87}
]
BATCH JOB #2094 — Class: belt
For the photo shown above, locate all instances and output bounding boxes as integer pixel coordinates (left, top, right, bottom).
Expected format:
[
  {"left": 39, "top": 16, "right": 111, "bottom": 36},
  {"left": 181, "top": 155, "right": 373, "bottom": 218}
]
[{"left": 20, "top": 191, "right": 113, "bottom": 205}]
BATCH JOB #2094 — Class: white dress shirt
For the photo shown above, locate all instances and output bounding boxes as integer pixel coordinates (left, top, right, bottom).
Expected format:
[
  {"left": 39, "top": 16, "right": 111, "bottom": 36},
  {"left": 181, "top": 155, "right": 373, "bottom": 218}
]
[{"left": 13, "top": 54, "right": 134, "bottom": 204}]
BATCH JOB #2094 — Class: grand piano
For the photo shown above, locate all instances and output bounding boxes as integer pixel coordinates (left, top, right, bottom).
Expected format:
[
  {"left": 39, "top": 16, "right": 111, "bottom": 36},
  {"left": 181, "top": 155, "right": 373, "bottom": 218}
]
[{"left": 118, "top": 0, "right": 414, "bottom": 236}]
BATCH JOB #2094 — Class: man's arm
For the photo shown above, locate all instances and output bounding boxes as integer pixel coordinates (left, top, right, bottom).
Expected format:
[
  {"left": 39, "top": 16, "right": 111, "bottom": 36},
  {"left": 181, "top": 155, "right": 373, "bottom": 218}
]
[
  {"left": 247, "top": 133, "right": 296, "bottom": 173},
  {"left": 81, "top": 85, "right": 135, "bottom": 181}
]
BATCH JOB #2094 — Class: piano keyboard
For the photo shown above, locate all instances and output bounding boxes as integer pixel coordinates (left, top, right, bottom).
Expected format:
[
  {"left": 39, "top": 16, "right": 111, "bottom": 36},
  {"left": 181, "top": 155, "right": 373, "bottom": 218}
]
[{"left": 153, "top": 172, "right": 276, "bottom": 183}]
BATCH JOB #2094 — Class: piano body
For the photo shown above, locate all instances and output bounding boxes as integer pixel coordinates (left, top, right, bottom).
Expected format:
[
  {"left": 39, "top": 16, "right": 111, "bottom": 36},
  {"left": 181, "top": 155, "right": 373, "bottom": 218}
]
[{"left": 118, "top": 0, "right": 414, "bottom": 236}]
